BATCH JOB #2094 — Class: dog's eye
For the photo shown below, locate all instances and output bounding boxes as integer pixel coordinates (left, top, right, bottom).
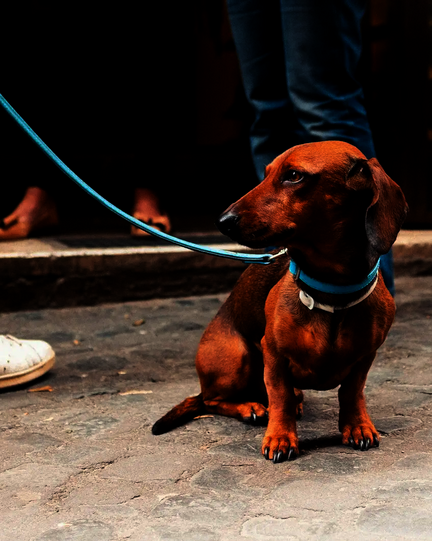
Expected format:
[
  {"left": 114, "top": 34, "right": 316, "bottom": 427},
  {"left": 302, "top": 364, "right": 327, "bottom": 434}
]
[{"left": 282, "top": 170, "right": 304, "bottom": 184}]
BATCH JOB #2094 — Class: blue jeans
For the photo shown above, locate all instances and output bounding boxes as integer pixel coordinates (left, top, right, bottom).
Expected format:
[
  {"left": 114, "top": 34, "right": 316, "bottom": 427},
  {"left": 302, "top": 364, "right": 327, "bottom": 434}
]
[{"left": 226, "top": 0, "right": 394, "bottom": 295}]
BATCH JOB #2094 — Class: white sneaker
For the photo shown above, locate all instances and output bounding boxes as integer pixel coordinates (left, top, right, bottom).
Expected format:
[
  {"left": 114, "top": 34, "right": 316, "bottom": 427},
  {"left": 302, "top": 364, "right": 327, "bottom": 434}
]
[{"left": 0, "top": 335, "right": 55, "bottom": 389}]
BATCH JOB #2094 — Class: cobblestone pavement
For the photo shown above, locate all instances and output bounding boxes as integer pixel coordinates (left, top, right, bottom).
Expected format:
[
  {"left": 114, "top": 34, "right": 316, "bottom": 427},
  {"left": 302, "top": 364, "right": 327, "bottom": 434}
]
[{"left": 1, "top": 276, "right": 432, "bottom": 541}]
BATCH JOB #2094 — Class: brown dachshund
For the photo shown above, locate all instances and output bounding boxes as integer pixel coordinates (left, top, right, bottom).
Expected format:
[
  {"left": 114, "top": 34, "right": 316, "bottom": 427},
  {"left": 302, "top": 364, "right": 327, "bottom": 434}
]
[{"left": 152, "top": 141, "right": 408, "bottom": 463}]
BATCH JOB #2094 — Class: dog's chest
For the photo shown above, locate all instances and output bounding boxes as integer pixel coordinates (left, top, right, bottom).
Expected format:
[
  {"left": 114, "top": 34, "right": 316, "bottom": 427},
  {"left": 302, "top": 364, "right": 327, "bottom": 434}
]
[{"left": 271, "top": 311, "right": 383, "bottom": 390}]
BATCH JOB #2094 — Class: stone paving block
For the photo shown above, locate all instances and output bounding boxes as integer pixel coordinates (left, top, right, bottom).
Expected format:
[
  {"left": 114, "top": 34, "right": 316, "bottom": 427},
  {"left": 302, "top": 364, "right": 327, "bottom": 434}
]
[
  {"left": 33, "top": 520, "right": 114, "bottom": 541},
  {"left": 241, "top": 514, "right": 338, "bottom": 541},
  {"left": 357, "top": 504, "right": 432, "bottom": 539},
  {"left": 99, "top": 453, "right": 204, "bottom": 483},
  {"left": 374, "top": 416, "right": 422, "bottom": 434},
  {"left": 191, "top": 465, "right": 258, "bottom": 493},
  {"left": 391, "top": 451, "right": 432, "bottom": 473},
  {"left": 153, "top": 493, "right": 248, "bottom": 527},
  {"left": 0, "top": 463, "right": 76, "bottom": 511},
  {"left": 63, "top": 478, "right": 142, "bottom": 507}
]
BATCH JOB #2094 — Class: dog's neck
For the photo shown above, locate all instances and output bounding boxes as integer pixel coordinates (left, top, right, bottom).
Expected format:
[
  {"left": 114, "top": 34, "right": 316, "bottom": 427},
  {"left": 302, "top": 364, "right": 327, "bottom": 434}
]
[
  {"left": 289, "top": 258, "right": 380, "bottom": 296},
  {"left": 288, "top": 247, "right": 378, "bottom": 283},
  {"left": 287, "top": 217, "right": 379, "bottom": 284},
  {"left": 288, "top": 257, "right": 380, "bottom": 312},
  {"left": 286, "top": 231, "right": 383, "bottom": 311}
]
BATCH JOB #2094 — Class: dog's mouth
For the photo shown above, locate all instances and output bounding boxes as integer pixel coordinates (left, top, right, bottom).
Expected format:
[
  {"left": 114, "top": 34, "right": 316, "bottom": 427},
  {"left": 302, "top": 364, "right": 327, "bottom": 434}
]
[{"left": 226, "top": 226, "right": 296, "bottom": 249}]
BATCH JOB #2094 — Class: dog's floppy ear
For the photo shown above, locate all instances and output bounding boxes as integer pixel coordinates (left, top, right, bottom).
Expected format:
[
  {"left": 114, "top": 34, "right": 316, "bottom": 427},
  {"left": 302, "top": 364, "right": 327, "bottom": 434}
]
[{"left": 347, "top": 157, "right": 408, "bottom": 254}]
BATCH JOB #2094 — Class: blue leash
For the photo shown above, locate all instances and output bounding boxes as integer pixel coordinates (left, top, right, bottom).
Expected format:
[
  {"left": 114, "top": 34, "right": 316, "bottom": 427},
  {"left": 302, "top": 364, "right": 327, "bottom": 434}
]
[{"left": 0, "top": 94, "right": 280, "bottom": 265}]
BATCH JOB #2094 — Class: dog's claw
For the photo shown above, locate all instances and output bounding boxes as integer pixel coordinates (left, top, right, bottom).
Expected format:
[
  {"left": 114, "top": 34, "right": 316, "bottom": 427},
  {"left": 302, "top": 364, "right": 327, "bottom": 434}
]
[
  {"left": 280, "top": 450, "right": 288, "bottom": 463},
  {"left": 373, "top": 434, "right": 380, "bottom": 447},
  {"left": 350, "top": 438, "right": 359, "bottom": 450},
  {"left": 241, "top": 404, "right": 267, "bottom": 425},
  {"left": 287, "top": 448, "right": 296, "bottom": 461},
  {"left": 359, "top": 439, "right": 365, "bottom": 451},
  {"left": 264, "top": 447, "right": 270, "bottom": 460},
  {"left": 364, "top": 437, "right": 371, "bottom": 451}
]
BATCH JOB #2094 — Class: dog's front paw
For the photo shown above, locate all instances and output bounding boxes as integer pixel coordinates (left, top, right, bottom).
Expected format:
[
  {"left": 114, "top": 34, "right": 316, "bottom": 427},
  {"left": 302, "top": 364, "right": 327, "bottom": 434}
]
[
  {"left": 262, "top": 433, "right": 298, "bottom": 463},
  {"left": 341, "top": 423, "right": 380, "bottom": 451}
]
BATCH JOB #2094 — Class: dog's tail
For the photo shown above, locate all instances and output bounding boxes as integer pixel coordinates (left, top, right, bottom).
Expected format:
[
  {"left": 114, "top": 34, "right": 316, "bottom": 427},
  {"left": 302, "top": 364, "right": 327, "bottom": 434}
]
[{"left": 152, "top": 393, "right": 205, "bottom": 435}]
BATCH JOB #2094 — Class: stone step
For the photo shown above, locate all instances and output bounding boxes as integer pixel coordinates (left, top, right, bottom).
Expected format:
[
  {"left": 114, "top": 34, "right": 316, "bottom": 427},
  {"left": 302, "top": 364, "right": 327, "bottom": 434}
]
[{"left": 0, "top": 230, "right": 430, "bottom": 311}]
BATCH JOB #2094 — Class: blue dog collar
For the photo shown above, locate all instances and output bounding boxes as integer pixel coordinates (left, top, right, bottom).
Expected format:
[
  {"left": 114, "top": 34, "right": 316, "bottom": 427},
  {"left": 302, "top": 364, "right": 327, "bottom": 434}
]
[{"left": 289, "top": 258, "right": 381, "bottom": 295}]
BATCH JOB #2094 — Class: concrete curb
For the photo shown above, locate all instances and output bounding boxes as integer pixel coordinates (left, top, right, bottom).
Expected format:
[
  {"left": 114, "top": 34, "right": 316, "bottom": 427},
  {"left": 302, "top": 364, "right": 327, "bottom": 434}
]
[
  {"left": 0, "top": 230, "right": 430, "bottom": 311},
  {"left": 393, "top": 230, "right": 432, "bottom": 275}
]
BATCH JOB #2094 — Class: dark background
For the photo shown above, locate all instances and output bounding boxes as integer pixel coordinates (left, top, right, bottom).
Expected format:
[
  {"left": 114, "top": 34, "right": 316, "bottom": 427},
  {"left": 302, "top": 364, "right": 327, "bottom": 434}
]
[{"left": 1, "top": 0, "right": 431, "bottom": 233}]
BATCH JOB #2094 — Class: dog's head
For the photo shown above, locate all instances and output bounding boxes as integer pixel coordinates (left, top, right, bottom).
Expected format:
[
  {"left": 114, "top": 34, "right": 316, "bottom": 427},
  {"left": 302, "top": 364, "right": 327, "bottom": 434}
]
[{"left": 217, "top": 141, "right": 408, "bottom": 259}]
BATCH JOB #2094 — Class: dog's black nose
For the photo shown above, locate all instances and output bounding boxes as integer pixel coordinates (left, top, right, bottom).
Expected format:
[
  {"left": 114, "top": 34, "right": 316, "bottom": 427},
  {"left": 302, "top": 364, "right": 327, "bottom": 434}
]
[{"left": 217, "top": 212, "right": 240, "bottom": 236}]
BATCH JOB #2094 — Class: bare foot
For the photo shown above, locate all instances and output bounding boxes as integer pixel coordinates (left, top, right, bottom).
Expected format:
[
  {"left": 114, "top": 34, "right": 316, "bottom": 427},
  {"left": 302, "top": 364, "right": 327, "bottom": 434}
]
[
  {"left": 131, "top": 188, "right": 171, "bottom": 237},
  {"left": 0, "top": 187, "right": 59, "bottom": 241}
]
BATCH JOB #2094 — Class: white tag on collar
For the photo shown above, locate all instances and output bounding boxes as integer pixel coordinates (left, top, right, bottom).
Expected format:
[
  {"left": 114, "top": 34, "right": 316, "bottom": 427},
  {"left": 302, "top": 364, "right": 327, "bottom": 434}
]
[
  {"left": 299, "top": 290, "right": 336, "bottom": 313},
  {"left": 298, "top": 277, "right": 379, "bottom": 313},
  {"left": 299, "top": 290, "right": 315, "bottom": 310}
]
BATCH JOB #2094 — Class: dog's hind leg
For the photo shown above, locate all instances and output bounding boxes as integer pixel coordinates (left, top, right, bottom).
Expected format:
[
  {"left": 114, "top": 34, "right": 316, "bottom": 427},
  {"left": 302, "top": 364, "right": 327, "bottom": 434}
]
[
  {"left": 196, "top": 325, "right": 268, "bottom": 425},
  {"left": 203, "top": 399, "right": 268, "bottom": 425}
]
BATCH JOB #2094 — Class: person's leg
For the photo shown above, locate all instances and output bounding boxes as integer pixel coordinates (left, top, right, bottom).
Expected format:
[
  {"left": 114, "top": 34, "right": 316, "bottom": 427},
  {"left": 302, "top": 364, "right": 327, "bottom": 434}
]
[
  {"left": 0, "top": 187, "right": 58, "bottom": 241},
  {"left": 280, "top": 0, "right": 394, "bottom": 294},
  {"left": 280, "top": 0, "right": 374, "bottom": 157},
  {"left": 0, "top": 108, "right": 59, "bottom": 241},
  {"left": 131, "top": 187, "right": 171, "bottom": 237},
  {"left": 226, "top": 0, "right": 302, "bottom": 179}
]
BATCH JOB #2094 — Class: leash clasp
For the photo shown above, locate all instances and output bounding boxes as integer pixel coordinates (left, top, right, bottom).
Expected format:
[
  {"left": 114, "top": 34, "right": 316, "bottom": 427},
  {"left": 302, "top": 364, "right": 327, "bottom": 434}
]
[{"left": 269, "top": 248, "right": 289, "bottom": 262}]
